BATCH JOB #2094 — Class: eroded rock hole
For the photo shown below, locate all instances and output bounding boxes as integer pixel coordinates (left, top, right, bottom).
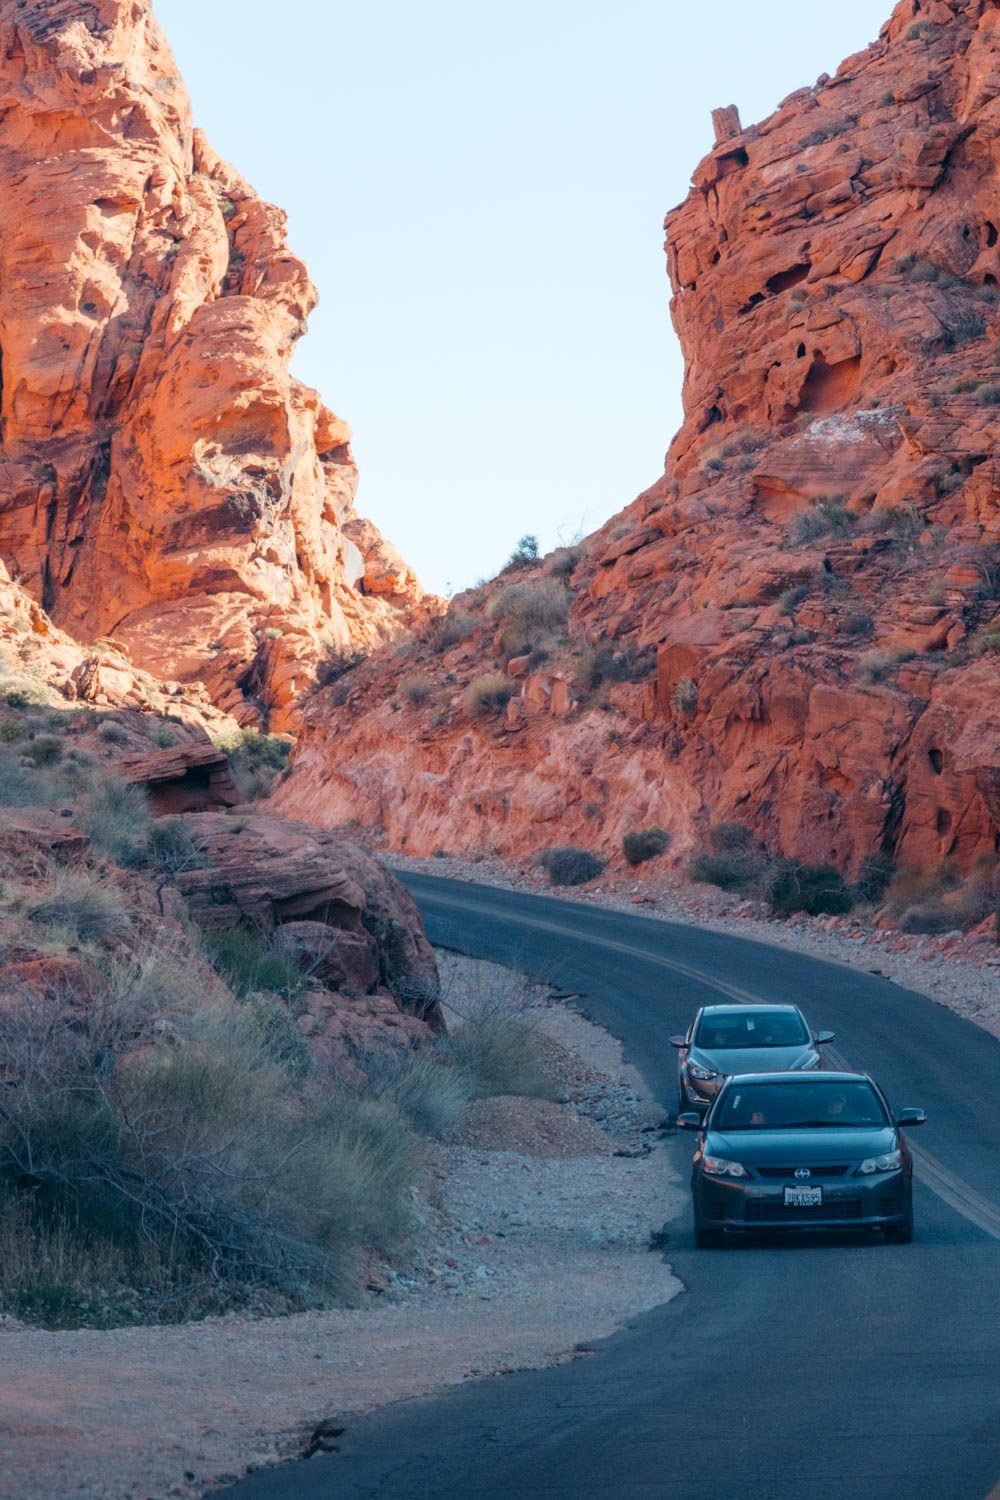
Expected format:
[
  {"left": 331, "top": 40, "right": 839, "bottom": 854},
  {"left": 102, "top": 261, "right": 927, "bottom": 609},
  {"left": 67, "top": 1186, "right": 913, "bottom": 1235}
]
[
  {"left": 798, "top": 354, "right": 862, "bottom": 413},
  {"left": 767, "top": 263, "right": 811, "bottom": 295},
  {"left": 988, "top": 221, "right": 999, "bottom": 248},
  {"left": 929, "top": 747, "right": 944, "bottom": 775},
  {"left": 936, "top": 808, "right": 952, "bottom": 837}
]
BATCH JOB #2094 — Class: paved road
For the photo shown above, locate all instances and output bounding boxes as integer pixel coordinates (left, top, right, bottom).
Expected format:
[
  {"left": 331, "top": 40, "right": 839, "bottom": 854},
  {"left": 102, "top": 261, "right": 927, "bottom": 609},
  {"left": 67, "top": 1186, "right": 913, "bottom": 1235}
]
[{"left": 215, "top": 875, "right": 1000, "bottom": 1500}]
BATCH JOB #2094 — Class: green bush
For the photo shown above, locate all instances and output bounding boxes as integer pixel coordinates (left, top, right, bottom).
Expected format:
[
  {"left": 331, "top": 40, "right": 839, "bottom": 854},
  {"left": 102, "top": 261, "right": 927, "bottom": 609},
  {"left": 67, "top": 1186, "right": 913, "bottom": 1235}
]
[
  {"left": 146, "top": 819, "right": 210, "bottom": 877},
  {"left": 502, "top": 533, "right": 539, "bottom": 572},
  {"left": 76, "top": 776, "right": 152, "bottom": 866},
  {"left": 315, "top": 643, "right": 367, "bottom": 688},
  {"left": 767, "top": 862, "right": 853, "bottom": 918},
  {"left": 672, "top": 677, "right": 698, "bottom": 716},
  {"left": 98, "top": 720, "right": 129, "bottom": 745},
  {"left": 0, "top": 718, "right": 24, "bottom": 743},
  {"left": 245, "top": 993, "right": 312, "bottom": 1079},
  {"left": 214, "top": 728, "right": 291, "bottom": 801},
  {"left": 367, "top": 1048, "right": 471, "bottom": 1137},
  {"left": 689, "top": 824, "right": 769, "bottom": 892},
  {"left": 623, "top": 828, "right": 671, "bottom": 866},
  {"left": 23, "top": 734, "right": 64, "bottom": 766},
  {"left": 202, "top": 927, "right": 306, "bottom": 1003},
  {"left": 539, "top": 845, "right": 606, "bottom": 886},
  {"left": 0, "top": 747, "right": 62, "bottom": 807},
  {"left": 789, "top": 499, "right": 856, "bottom": 546},
  {"left": 488, "top": 579, "right": 570, "bottom": 656}
]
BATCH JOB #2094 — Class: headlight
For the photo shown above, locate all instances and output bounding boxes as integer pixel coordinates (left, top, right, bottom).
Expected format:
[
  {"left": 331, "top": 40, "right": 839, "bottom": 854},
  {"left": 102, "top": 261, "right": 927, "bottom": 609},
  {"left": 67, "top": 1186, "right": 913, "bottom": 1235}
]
[
  {"left": 687, "top": 1061, "right": 719, "bottom": 1082},
  {"left": 857, "top": 1150, "right": 903, "bottom": 1175},
  {"left": 795, "top": 1054, "right": 821, "bottom": 1071},
  {"left": 703, "top": 1155, "right": 748, "bottom": 1179}
]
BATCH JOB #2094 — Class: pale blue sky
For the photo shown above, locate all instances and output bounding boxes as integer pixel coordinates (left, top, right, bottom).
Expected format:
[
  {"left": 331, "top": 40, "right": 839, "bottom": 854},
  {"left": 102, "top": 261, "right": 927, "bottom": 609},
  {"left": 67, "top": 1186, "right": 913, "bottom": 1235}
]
[{"left": 155, "top": 0, "right": 890, "bottom": 595}]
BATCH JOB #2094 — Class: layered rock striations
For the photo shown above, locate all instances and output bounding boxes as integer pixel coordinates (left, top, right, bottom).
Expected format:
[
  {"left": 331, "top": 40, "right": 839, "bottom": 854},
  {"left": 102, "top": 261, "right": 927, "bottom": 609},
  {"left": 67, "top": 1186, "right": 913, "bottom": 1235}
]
[
  {"left": 0, "top": 0, "right": 424, "bottom": 729},
  {"left": 279, "top": 0, "right": 1000, "bottom": 875}
]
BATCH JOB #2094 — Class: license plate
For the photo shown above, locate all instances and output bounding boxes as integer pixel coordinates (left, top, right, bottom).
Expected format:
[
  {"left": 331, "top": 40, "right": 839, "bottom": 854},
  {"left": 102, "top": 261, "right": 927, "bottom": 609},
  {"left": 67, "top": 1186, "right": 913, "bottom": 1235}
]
[{"left": 784, "top": 1185, "right": 822, "bottom": 1208}]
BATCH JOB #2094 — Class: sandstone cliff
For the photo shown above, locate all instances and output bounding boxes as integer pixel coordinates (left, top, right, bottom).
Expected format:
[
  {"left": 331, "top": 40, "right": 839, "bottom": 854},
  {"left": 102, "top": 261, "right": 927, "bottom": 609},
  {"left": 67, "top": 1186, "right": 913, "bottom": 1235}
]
[
  {"left": 0, "top": 0, "right": 424, "bottom": 730},
  {"left": 278, "top": 0, "right": 1000, "bottom": 877}
]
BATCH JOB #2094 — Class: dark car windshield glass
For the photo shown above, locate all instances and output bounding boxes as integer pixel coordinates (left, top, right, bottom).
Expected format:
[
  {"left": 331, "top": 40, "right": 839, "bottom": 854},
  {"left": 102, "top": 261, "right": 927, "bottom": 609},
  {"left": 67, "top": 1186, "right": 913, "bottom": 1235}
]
[
  {"left": 715, "top": 1081, "right": 888, "bottom": 1131},
  {"left": 693, "top": 1010, "right": 809, "bottom": 1049}
]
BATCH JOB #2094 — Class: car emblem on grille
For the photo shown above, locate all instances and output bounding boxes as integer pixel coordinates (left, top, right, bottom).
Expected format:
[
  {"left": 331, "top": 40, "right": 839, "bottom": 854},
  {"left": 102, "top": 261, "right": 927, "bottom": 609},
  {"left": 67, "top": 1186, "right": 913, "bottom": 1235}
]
[{"left": 794, "top": 1168, "right": 812, "bottom": 1180}]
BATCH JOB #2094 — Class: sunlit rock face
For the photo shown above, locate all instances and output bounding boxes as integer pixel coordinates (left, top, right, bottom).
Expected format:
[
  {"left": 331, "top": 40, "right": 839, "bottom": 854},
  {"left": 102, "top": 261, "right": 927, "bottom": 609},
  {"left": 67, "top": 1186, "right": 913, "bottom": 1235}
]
[
  {"left": 0, "top": 0, "right": 424, "bottom": 729},
  {"left": 277, "top": 0, "right": 1000, "bottom": 875}
]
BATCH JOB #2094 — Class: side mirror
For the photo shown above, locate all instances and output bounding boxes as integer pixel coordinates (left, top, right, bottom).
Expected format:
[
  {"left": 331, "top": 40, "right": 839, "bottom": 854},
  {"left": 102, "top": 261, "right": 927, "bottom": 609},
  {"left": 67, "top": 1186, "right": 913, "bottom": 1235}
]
[
  {"left": 669, "top": 1036, "right": 687, "bottom": 1049},
  {"left": 897, "top": 1107, "right": 926, "bottom": 1127},
  {"left": 814, "top": 1031, "right": 835, "bottom": 1045},
  {"left": 676, "top": 1112, "right": 702, "bottom": 1131}
]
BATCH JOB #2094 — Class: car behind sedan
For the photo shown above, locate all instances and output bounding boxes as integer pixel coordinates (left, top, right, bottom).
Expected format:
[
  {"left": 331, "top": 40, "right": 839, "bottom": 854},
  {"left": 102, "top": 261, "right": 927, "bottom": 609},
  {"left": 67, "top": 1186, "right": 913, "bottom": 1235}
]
[
  {"left": 671, "top": 1004, "right": 834, "bottom": 1115},
  {"left": 679, "top": 1072, "right": 925, "bottom": 1247}
]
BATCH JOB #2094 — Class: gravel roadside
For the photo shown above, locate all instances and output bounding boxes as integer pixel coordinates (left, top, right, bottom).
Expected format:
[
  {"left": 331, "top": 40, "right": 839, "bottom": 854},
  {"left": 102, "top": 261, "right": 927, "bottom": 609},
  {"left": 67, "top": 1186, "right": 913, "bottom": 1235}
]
[
  {"left": 388, "top": 853, "right": 1000, "bottom": 1041},
  {"left": 0, "top": 955, "right": 683, "bottom": 1500}
]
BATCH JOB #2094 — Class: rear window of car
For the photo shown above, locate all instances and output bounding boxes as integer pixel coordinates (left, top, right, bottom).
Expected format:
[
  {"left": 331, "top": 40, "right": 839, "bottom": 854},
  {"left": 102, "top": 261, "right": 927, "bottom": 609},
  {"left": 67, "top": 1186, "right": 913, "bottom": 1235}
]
[
  {"left": 715, "top": 1080, "right": 888, "bottom": 1131},
  {"left": 694, "top": 1010, "right": 809, "bottom": 1049}
]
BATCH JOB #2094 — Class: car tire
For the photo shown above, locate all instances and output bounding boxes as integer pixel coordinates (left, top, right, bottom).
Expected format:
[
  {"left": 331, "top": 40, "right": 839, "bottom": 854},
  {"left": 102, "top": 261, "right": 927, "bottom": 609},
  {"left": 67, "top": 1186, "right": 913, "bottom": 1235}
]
[
  {"left": 884, "top": 1218, "right": 913, "bottom": 1244},
  {"left": 695, "top": 1225, "right": 725, "bottom": 1249}
]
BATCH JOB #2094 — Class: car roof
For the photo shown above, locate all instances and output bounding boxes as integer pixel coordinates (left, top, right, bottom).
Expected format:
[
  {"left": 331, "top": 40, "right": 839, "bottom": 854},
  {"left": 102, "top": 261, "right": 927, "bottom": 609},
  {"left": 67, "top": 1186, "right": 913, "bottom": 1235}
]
[
  {"left": 697, "top": 1004, "right": 802, "bottom": 1015},
  {"left": 717, "top": 1070, "right": 872, "bottom": 1086}
]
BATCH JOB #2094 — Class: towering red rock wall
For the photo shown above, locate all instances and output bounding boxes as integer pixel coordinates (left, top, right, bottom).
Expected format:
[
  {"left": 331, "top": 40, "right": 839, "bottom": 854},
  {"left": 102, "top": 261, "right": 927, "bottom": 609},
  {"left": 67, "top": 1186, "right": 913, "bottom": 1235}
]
[
  {"left": 0, "top": 0, "right": 423, "bottom": 729},
  {"left": 278, "top": 0, "right": 1000, "bottom": 877}
]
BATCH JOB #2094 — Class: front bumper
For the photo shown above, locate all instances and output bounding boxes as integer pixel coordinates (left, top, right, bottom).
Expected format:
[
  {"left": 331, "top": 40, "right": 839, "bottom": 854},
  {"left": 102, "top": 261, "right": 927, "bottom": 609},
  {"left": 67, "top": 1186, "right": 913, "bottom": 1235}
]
[{"left": 694, "top": 1169, "right": 909, "bottom": 1232}]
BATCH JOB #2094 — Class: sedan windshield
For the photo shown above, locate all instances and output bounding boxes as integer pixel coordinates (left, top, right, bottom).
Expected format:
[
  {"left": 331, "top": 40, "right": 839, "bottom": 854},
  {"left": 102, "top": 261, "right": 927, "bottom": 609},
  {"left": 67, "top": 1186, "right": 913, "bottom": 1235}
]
[
  {"left": 715, "top": 1080, "right": 888, "bottom": 1131},
  {"left": 694, "top": 1010, "right": 809, "bottom": 1049}
]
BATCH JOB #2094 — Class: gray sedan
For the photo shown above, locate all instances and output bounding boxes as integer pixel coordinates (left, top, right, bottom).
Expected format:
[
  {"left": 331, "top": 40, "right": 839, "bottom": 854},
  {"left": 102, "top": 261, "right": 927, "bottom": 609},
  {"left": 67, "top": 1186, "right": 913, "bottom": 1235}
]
[
  {"left": 679, "top": 1071, "right": 925, "bottom": 1247},
  {"left": 671, "top": 1003, "right": 834, "bottom": 1115}
]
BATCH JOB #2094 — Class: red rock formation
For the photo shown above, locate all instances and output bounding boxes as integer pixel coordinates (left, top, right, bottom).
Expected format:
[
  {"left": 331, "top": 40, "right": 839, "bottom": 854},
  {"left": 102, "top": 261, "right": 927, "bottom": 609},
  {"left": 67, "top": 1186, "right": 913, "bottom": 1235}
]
[
  {"left": 0, "top": 0, "right": 425, "bottom": 730},
  {"left": 278, "top": 0, "right": 1000, "bottom": 878}
]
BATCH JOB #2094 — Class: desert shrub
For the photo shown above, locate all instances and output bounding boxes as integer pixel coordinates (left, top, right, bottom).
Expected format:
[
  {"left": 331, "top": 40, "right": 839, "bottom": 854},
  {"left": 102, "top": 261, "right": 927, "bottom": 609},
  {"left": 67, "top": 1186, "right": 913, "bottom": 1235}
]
[
  {"left": 2, "top": 677, "right": 48, "bottom": 709},
  {"left": 488, "top": 578, "right": 569, "bottom": 655},
  {"left": 973, "top": 628, "right": 1000, "bottom": 656},
  {"left": 672, "top": 677, "right": 698, "bottom": 716},
  {"left": 202, "top": 927, "right": 306, "bottom": 1004},
  {"left": 577, "top": 643, "right": 656, "bottom": 691},
  {"left": 0, "top": 996, "right": 418, "bottom": 1325},
  {"left": 502, "top": 533, "right": 540, "bottom": 572},
  {"left": 366, "top": 1048, "right": 471, "bottom": 1137},
  {"left": 777, "top": 586, "right": 809, "bottom": 616},
  {"left": 978, "top": 383, "right": 1000, "bottom": 406},
  {"left": 842, "top": 611, "right": 875, "bottom": 638},
  {"left": 29, "top": 872, "right": 130, "bottom": 945},
  {"left": 539, "top": 845, "right": 606, "bottom": 886},
  {"left": 623, "top": 827, "right": 671, "bottom": 866},
  {"left": 767, "top": 862, "right": 853, "bottom": 918},
  {"left": 399, "top": 673, "right": 433, "bottom": 706},
  {"left": 899, "top": 900, "right": 958, "bottom": 935},
  {"left": 430, "top": 608, "right": 477, "bottom": 652},
  {"left": 689, "top": 824, "right": 770, "bottom": 891},
  {"left": 150, "top": 726, "right": 178, "bottom": 749},
  {"left": 855, "top": 650, "right": 894, "bottom": 683},
  {"left": 76, "top": 776, "right": 152, "bottom": 866},
  {"left": 0, "top": 718, "right": 24, "bottom": 743},
  {"left": 444, "top": 1014, "right": 554, "bottom": 1101},
  {"left": 146, "top": 819, "right": 210, "bottom": 877},
  {"left": 315, "top": 643, "right": 367, "bottom": 688},
  {"left": 853, "top": 853, "right": 895, "bottom": 904},
  {"left": 245, "top": 993, "right": 312, "bottom": 1080},
  {"left": 0, "top": 747, "right": 61, "bottom": 806},
  {"left": 98, "top": 719, "right": 129, "bottom": 745},
  {"left": 22, "top": 734, "right": 63, "bottom": 766},
  {"left": 789, "top": 499, "right": 856, "bottom": 545},
  {"left": 463, "top": 673, "right": 514, "bottom": 718},
  {"left": 215, "top": 728, "right": 291, "bottom": 801},
  {"left": 548, "top": 545, "right": 583, "bottom": 580}
]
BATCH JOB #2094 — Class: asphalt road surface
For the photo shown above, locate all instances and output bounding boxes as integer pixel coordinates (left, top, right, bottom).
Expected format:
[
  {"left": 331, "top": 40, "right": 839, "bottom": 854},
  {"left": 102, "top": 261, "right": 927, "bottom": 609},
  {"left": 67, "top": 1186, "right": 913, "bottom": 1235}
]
[{"left": 215, "top": 875, "right": 1000, "bottom": 1500}]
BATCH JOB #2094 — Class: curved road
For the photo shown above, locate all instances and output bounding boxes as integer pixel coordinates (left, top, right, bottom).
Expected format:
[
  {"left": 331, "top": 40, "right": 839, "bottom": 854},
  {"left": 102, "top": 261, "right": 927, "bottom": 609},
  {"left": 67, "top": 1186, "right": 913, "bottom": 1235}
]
[{"left": 217, "top": 875, "right": 1000, "bottom": 1500}]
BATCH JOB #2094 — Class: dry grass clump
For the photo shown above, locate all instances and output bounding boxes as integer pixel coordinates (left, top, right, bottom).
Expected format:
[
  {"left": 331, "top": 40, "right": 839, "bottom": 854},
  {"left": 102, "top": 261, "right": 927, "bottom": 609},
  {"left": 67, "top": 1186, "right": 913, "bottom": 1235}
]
[
  {"left": 429, "top": 608, "right": 477, "bottom": 653},
  {"left": 29, "top": 871, "right": 130, "bottom": 946},
  {"left": 399, "top": 672, "right": 434, "bottom": 706},
  {"left": 0, "top": 991, "right": 418, "bottom": 1327},
  {"left": 314, "top": 643, "right": 368, "bottom": 689},
  {"left": 76, "top": 775, "right": 152, "bottom": 865},
  {"left": 885, "top": 855, "right": 996, "bottom": 934},
  {"left": 487, "top": 578, "right": 569, "bottom": 656},
  {"left": 788, "top": 498, "right": 856, "bottom": 545},
  {"left": 463, "top": 672, "right": 514, "bottom": 718}
]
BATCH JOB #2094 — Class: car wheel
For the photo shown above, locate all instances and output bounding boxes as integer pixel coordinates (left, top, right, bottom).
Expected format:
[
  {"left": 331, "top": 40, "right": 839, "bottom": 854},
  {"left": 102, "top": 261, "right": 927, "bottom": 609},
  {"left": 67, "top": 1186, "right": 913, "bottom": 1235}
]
[{"left": 695, "top": 1225, "right": 725, "bottom": 1249}]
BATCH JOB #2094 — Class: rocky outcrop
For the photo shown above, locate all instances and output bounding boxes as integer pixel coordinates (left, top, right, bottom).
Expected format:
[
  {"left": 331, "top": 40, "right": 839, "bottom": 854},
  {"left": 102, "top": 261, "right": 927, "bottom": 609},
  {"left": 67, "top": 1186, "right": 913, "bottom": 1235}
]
[
  {"left": 278, "top": 0, "right": 1000, "bottom": 877},
  {"left": 0, "top": 0, "right": 425, "bottom": 730},
  {"left": 174, "top": 813, "right": 443, "bottom": 1028}
]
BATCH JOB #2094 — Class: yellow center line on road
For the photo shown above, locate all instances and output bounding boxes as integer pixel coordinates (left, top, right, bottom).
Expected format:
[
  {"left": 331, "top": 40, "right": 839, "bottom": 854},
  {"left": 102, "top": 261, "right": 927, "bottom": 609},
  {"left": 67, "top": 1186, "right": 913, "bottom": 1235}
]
[{"left": 426, "top": 891, "right": 1000, "bottom": 1241}]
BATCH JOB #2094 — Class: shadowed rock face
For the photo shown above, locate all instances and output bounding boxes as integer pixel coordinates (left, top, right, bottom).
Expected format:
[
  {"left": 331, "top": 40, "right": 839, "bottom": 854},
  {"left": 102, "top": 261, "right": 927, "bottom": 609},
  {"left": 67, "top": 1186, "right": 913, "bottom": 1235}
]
[
  {"left": 0, "top": 0, "right": 423, "bottom": 729},
  {"left": 278, "top": 0, "right": 1000, "bottom": 875}
]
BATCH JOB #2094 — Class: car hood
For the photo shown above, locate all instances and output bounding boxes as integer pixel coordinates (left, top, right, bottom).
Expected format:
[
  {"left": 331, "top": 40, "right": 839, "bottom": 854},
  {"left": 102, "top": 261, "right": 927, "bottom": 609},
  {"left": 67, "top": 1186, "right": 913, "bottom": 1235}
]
[
  {"left": 706, "top": 1127, "right": 898, "bottom": 1163},
  {"left": 690, "top": 1044, "right": 818, "bottom": 1074}
]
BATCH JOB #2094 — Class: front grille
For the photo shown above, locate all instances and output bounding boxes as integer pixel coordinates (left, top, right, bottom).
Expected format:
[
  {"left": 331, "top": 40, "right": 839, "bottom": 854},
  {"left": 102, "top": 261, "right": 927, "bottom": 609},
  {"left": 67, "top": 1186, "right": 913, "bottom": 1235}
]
[
  {"left": 702, "top": 1196, "right": 730, "bottom": 1221},
  {"left": 747, "top": 1198, "right": 863, "bottom": 1222},
  {"left": 755, "top": 1165, "right": 850, "bottom": 1179}
]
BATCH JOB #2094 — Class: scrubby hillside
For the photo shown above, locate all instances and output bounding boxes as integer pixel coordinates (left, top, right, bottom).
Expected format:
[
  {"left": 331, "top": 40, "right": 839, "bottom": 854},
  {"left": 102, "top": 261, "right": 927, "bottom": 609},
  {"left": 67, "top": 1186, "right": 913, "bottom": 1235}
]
[{"left": 278, "top": 0, "right": 1000, "bottom": 899}]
